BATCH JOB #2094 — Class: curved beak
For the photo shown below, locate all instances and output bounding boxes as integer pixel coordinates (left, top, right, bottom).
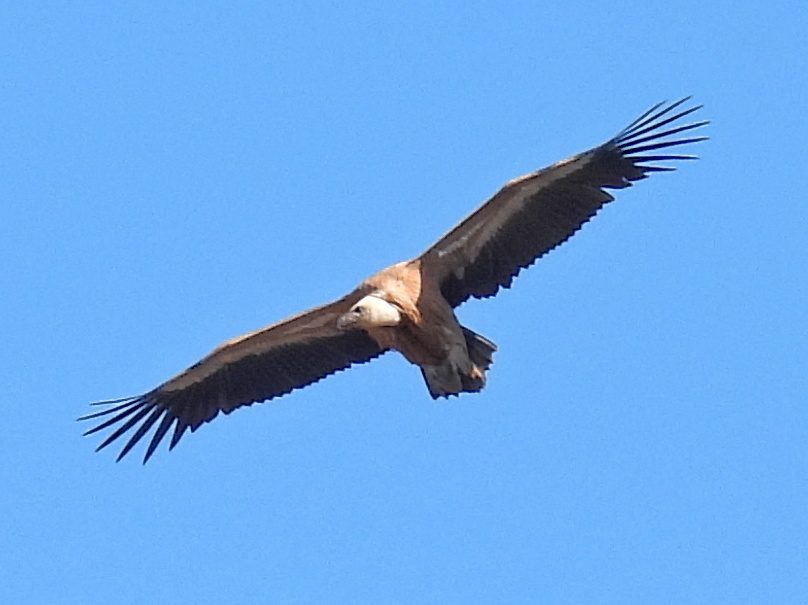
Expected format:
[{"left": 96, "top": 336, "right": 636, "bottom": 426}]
[{"left": 336, "top": 312, "right": 358, "bottom": 331}]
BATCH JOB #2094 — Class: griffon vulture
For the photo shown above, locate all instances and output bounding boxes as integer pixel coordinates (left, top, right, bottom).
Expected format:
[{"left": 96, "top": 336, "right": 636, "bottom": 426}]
[{"left": 81, "top": 98, "right": 707, "bottom": 462}]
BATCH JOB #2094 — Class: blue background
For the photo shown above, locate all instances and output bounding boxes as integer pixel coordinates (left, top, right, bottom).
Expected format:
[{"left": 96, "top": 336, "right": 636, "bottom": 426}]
[{"left": 2, "top": 2, "right": 806, "bottom": 603}]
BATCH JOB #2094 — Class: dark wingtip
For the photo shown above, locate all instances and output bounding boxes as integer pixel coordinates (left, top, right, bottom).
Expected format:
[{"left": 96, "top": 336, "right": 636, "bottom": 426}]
[
  {"left": 611, "top": 98, "right": 708, "bottom": 174},
  {"left": 89, "top": 395, "right": 138, "bottom": 406},
  {"left": 615, "top": 98, "right": 707, "bottom": 142},
  {"left": 169, "top": 422, "right": 188, "bottom": 451},
  {"left": 80, "top": 391, "right": 176, "bottom": 463},
  {"left": 77, "top": 397, "right": 142, "bottom": 422},
  {"left": 142, "top": 414, "right": 176, "bottom": 464}
]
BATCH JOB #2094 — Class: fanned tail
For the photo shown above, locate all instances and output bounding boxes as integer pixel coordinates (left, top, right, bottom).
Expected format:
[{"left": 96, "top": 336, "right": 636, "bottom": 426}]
[{"left": 420, "top": 327, "right": 497, "bottom": 399}]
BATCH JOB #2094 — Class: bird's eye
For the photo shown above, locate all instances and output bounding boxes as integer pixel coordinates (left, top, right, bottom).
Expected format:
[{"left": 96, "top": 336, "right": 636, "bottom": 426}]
[{"left": 354, "top": 306, "right": 363, "bottom": 314}]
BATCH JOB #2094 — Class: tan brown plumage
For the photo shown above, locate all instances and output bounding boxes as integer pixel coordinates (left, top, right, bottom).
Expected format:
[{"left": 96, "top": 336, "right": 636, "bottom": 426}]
[{"left": 81, "top": 98, "right": 708, "bottom": 462}]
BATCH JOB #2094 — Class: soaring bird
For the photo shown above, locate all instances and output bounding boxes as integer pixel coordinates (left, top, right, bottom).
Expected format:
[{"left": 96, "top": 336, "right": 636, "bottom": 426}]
[{"left": 81, "top": 98, "right": 708, "bottom": 463}]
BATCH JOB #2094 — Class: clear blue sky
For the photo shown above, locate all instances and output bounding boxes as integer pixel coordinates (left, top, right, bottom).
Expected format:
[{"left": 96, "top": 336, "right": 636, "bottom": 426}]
[{"left": 2, "top": 2, "right": 806, "bottom": 603}]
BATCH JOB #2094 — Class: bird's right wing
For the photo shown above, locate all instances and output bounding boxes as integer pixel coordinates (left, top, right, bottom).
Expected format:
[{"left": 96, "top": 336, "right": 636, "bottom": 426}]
[{"left": 80, "top": 290, "right": 384, "bottom": 463}]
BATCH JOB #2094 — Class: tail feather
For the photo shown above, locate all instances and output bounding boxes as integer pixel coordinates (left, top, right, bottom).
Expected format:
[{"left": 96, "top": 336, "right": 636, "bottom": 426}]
[
  {"left": 420, "top": 327, "right": 497, "bottom": 399},
  {"left": 462, "top": 327, "right": 497, "bottom": 372},
  {"left": 421, "top": 365, "right": 463, "bottom": 399}
]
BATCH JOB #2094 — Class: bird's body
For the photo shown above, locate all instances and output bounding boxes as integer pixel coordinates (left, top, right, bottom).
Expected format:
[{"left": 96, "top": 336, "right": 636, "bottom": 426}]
[
  {"left": 350, "top": 259, "right": 493, "bottom": 397},
  {"left": 358, "top": 260, "right": 450, "bottom": 368},
  {"left": 82, "top": 98, "right": 708, "bottom": 462}
]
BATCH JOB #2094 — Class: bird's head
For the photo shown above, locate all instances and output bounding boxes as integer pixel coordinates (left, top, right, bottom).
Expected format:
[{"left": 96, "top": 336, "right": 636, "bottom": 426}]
[{"left": 337, "top": 294, "right": 402, "bottom": 330}]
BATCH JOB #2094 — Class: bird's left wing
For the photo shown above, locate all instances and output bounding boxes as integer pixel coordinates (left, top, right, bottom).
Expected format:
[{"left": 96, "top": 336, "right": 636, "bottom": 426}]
[
  {"left": 418, "top": 98, "right": 708, "bottom": 307},
  {"left": 80, "top": 291, "right": 384, "bottom": 463}
]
